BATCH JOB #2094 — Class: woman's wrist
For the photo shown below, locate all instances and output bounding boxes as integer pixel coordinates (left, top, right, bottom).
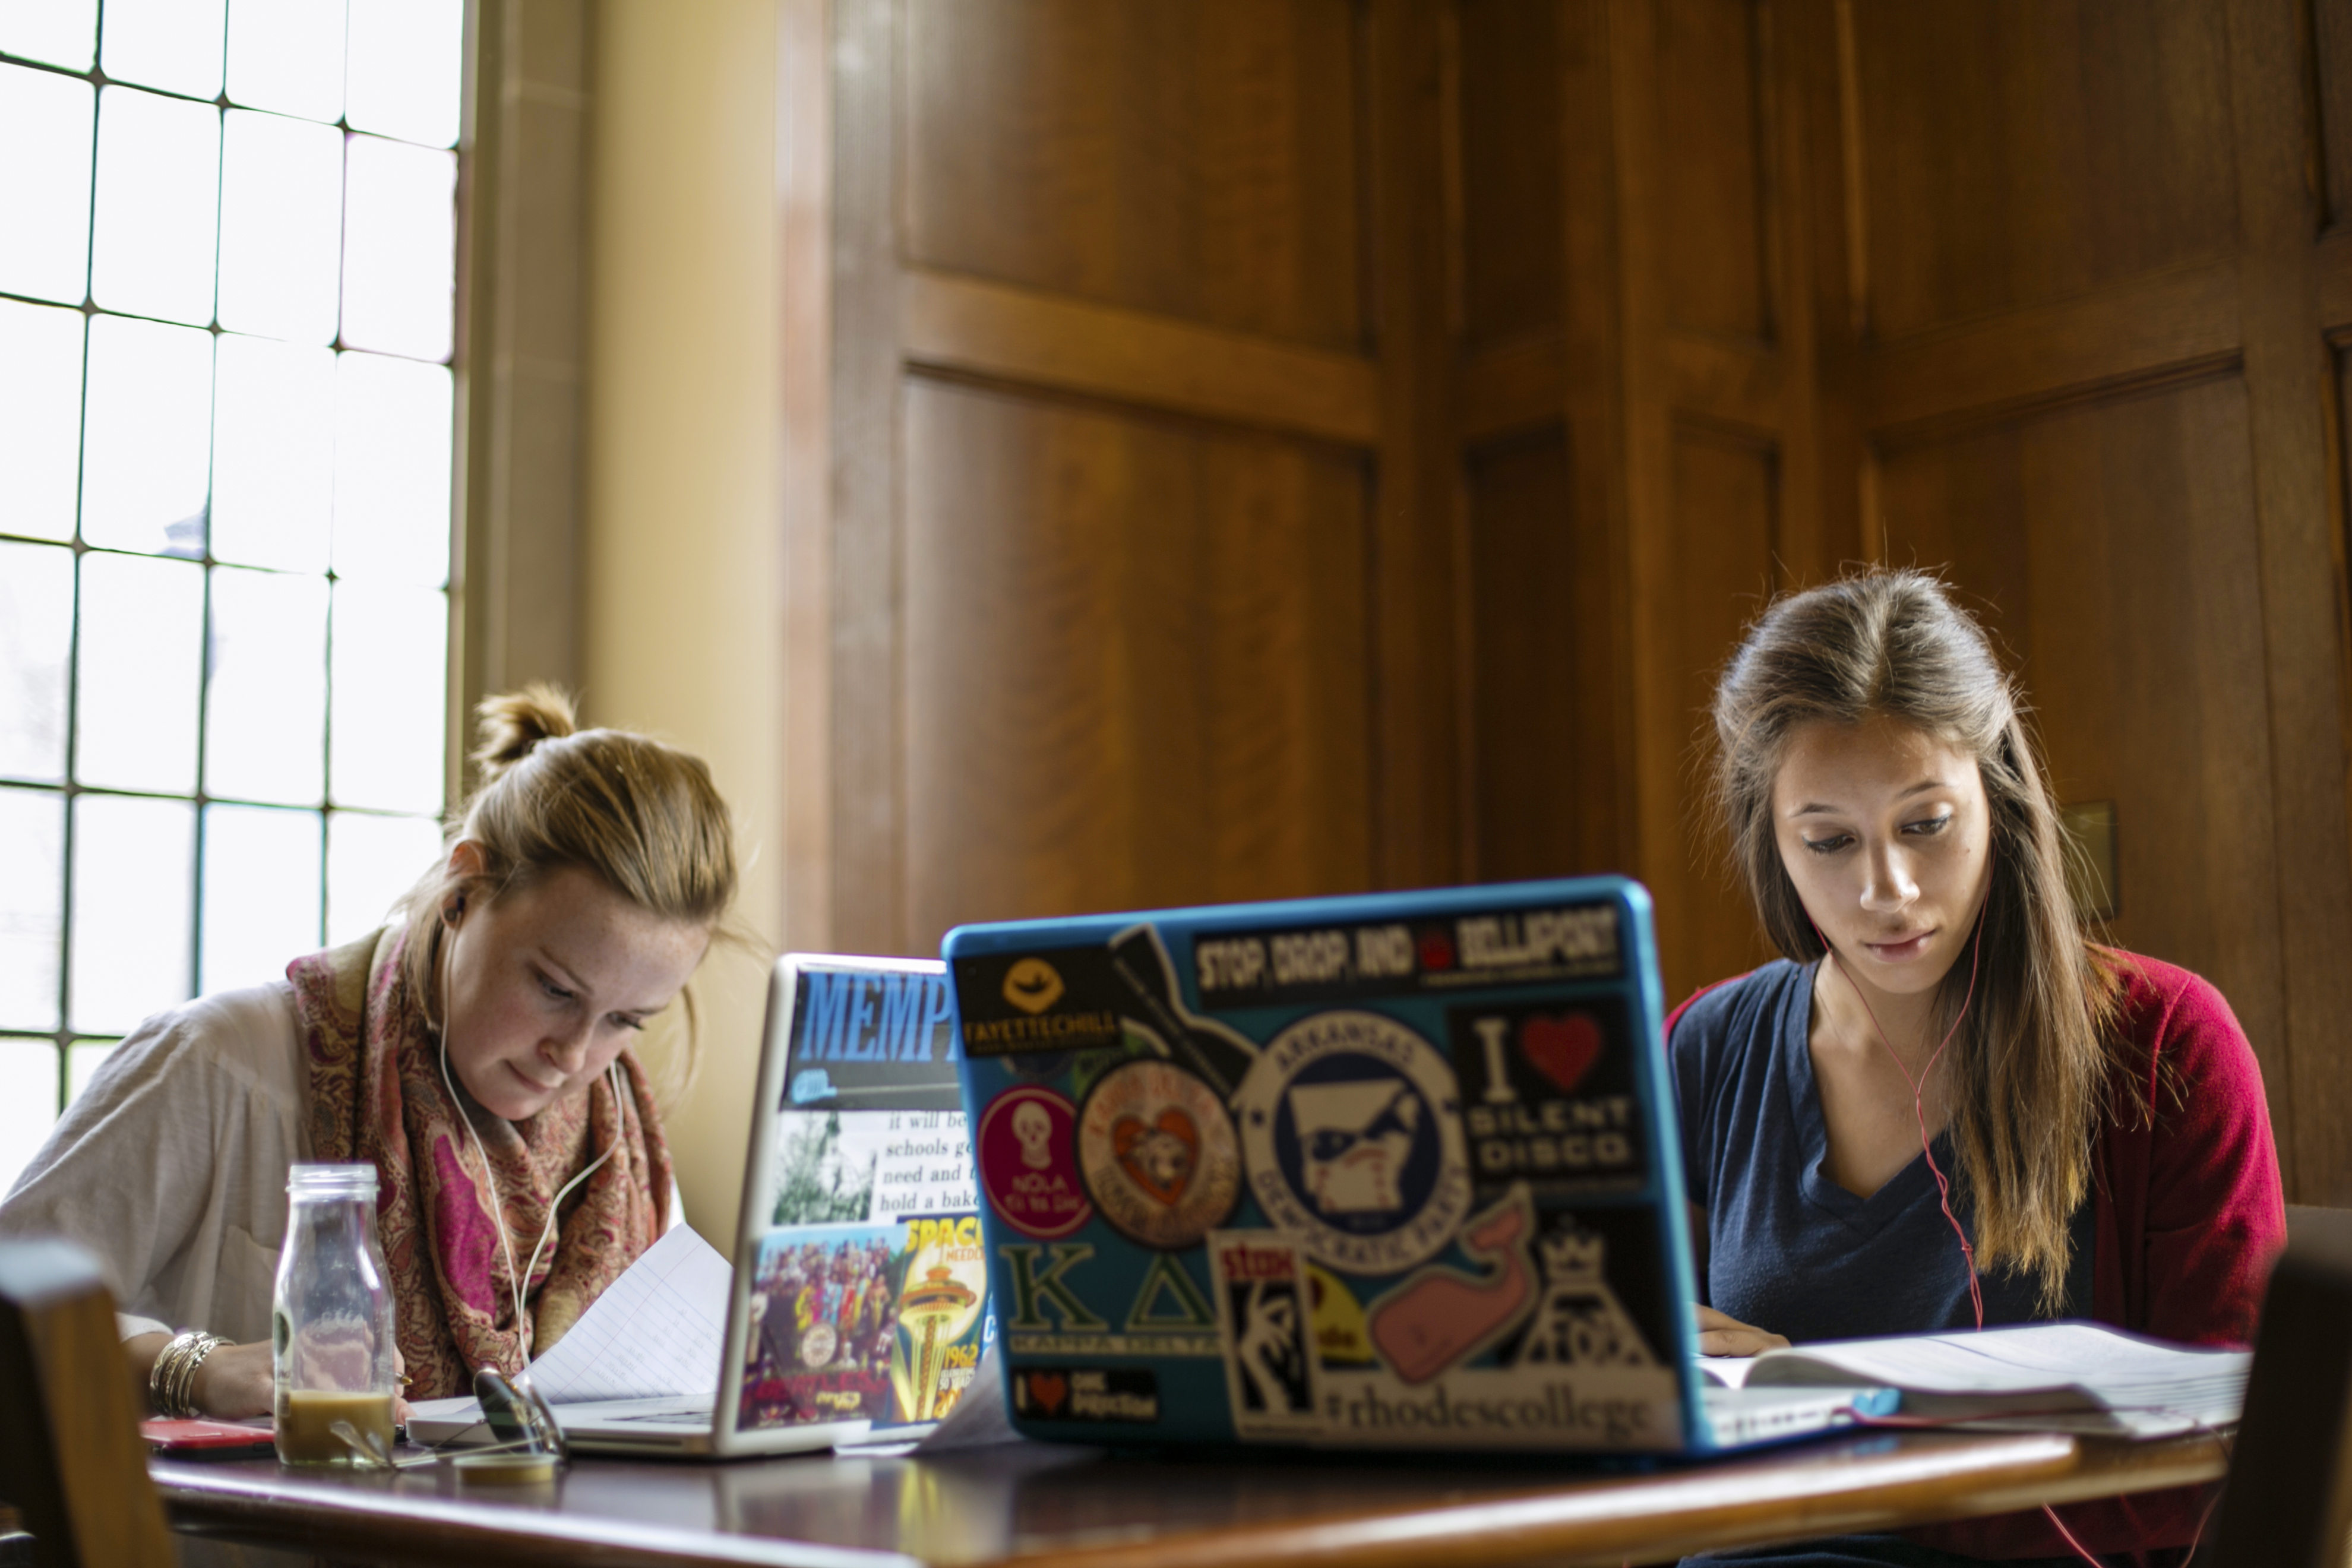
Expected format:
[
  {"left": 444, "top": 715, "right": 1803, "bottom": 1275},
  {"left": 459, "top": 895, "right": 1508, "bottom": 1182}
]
[{"left": 148, "top": 1329, "right": 231, "bottom": 1418}]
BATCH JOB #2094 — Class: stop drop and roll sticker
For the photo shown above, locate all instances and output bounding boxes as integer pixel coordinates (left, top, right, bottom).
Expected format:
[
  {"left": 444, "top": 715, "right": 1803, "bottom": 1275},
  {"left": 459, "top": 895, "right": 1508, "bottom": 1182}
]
[{"left": 976, "top": 1085, "right": 1092, "bottom": 1239}]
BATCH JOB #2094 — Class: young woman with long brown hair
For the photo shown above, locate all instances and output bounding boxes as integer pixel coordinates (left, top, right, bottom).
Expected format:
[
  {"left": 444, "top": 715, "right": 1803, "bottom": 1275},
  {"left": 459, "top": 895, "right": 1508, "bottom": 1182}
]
[
  {"left": 1671, "top": 571, "right": 2281, "bottom": 1567},
  {"left": 0, "top": 686, "right": 739, "bottom": 1419}
]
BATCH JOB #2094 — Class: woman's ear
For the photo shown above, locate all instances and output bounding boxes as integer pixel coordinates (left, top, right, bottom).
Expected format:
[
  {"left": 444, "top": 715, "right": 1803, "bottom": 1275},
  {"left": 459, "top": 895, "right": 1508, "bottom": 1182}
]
[{"left": 442, "top": 840, "right": 488, "bottom": 922}]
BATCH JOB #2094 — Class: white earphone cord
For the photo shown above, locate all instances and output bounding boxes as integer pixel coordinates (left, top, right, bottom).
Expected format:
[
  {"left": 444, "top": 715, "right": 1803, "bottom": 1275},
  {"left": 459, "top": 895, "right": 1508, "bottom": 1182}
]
[{"left": 439, "top": 917, "right": 627, "bottom": 1370}]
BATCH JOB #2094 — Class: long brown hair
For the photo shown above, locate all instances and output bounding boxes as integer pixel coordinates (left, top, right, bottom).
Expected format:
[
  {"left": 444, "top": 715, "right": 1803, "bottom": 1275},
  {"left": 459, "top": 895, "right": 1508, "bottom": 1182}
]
[
  {"left": 394, "top": 685, "right": 742, "bottom": 1092},
  {"left": 1709, "top": 569, "right": 2127, "bottom": 1308}
]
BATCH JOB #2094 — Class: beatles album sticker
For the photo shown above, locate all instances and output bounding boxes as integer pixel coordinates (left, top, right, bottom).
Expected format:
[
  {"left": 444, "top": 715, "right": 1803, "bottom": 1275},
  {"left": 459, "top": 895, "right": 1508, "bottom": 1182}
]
[
  {"left": 976, "top": 1085, "right": 1092, "bottom": 1240},
  {"left": 1077, "top": 1058, "right": 1243, "bottom": 1250},
  {"left": 1234, "top": 1010, "right": 1472, "bottom": 1274}
]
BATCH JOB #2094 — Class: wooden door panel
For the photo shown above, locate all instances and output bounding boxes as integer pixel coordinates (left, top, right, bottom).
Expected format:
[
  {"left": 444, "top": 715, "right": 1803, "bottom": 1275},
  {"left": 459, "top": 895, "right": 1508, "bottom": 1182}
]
[
  {"left": 2315, "top": 0, "right": 2352, "bottom": 233},
  {"left": 1850, "top": 0, "right": 2238, "bottom": 342},
  {"left": 1876, "top": 378, "right": 2288, "bottom": 1102},
  {"left": 1457, "top": 0, "right": 1567, "bottom": 352},
  {"left": 1655, "top": 0, "right": 1773, "bottom": 343},
  {"left": 902, "top": 380, "right": 1373, "bottom": 948},
  {"left": 904, "top": 0, "right": 1366, "bottom": 352},
  {"left": 1655, "top": 427, "right": 1782, "bottom": 1001},
  {"left": 1465, "top": 424, "right": 1627, "bottom": 883}
]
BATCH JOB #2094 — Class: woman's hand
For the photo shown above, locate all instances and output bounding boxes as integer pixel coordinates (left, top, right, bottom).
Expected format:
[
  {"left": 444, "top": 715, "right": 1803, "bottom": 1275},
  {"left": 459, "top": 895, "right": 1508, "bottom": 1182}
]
[
  {"left": 188, "top": 1341, "right": 274, "bottom": 1419},
  {"left": 1697, "top": 1304, "right": 1791, "bottom": 1358}
]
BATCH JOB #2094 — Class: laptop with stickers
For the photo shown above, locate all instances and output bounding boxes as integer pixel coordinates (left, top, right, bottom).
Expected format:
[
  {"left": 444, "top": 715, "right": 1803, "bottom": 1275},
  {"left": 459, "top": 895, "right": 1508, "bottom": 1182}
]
[{"left": 944, "top": 877, "right": 1890, "bottom": 1453}]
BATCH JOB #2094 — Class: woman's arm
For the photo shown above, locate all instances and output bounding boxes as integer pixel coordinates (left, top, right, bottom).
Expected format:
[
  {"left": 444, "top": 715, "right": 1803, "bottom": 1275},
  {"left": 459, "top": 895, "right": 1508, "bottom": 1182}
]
[{"left": 122, "top": 1331, "right": 274, "bottom": 1419}]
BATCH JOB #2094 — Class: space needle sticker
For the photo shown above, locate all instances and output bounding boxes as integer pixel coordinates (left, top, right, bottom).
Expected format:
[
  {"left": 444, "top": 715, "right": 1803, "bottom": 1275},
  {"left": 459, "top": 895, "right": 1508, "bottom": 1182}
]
[{"left": 1235, "top": 1010, "right": 1471, "bottom": 1273}]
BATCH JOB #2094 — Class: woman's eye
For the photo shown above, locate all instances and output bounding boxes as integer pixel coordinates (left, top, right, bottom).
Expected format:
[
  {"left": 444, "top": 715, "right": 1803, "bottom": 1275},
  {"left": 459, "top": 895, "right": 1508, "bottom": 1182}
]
[
  {"left": 1801, "top": 834, "right": 1851, "bottom": 855},
  {"left": 611, "top": 1015, "right": 646, "bottom": 1033},
  {"left": 539, "top": 976, "right": 574, "bottom": 1002},
  {"left": 1902, "top": 814, "right": 1953, "bottom": 837}
]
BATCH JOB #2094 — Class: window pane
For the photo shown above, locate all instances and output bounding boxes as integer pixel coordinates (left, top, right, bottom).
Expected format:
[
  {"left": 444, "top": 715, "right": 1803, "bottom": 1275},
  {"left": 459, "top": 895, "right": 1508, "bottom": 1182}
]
[
  {"left": 0, "top": 789, "right": 64, "bottom": 1032},
  {"left": 99, "top": 0, "right": 227, "bottom": 100},
  {"left": 327, "top": 811, "right": 439, "bottom": 946},
  {"left": 0, "top": 300, "right": 86, "bottom": 542},
  {"left": 206, "top": 567, "right": 327, "bottom": 804},
  {"left": 90, "top": 87, "right": 222, "bottom": 327},
  {"left": 340, "top": 135, "right": 456, "bottom": 361},
  {"left": 333, "top": 352, "right": 451, "bottom": 583},
  {"left": 225, "top": 0, "right": 345, "bottom": 124},
  {"left": 0, "top": 0, "right": 97, "bottom": 72},
  {"left": 201, "top": 802, "right": 321, "bottom": 994},
  {"left": 211, "top": 334, "right": 334, "bottom": 572},
  {"left": 80, "top": 314, "right": 213, "bottom": 557},
  {"left": 217, "top": 109, "right": 343, "bottom": 344},
  {"left": 0, "top": 542, "right": 73, "bottom": 782},
  {"left": 0, "top": 1037, "right": 60, "bottom": 1199},
  {"left": 0, "top": 64, "right": 94, "bottom": 304},
  {"left": 75, "top": 552, "right": 203, "bottom": 794},
  {"left": 69, "top": 792, "right": 195, "bottom": 1034},
  {"left": 344, "top": 0, "right": 461, "bottom": 149},
  {"left": 66, "top": 1039, "right": 116, "bottom": 1106},
  {"left": 329, "top": 583, "right": 445, "bottom": 813}
]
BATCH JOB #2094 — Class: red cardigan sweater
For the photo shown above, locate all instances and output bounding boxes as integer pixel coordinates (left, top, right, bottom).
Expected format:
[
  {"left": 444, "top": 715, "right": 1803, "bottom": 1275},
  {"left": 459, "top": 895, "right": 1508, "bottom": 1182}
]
[{"left": 1668, "top": 951, "right": 2284, "bottom": 1561}]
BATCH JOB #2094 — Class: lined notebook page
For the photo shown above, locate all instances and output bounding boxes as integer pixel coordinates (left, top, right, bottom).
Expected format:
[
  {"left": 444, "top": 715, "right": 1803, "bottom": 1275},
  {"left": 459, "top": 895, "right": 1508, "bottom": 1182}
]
[{"left": 524, "top": 1225, "right": 733, "bottom": 1404}]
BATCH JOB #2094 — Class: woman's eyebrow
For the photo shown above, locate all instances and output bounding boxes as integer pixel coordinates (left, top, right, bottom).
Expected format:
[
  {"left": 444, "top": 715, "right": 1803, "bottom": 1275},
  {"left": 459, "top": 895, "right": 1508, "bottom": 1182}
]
[{"left": 534, "top": 947, "right": 592, "bottom": 995}]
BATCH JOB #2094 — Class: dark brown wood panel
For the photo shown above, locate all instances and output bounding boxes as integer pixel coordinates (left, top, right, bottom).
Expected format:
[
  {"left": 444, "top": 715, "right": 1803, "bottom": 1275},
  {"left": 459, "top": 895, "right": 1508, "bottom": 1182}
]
[
  {"left": 1464, "top": 426, "right": 1628, "bottom": 883},
  {"left": 2316, "top": 0, "right": 2352, "bottom": 233},
  {"left": 1456, "top": 0, "right": 1566, "bottom": 352},
  {"left": 1876, "top": 378, "right": 2292, "bottom": 1145},
  {"left": 1654, "top": 0, "right": 1774, "bottom": 342},
  {"left": 904, "top": 0, "right": 1366, "bottom": 352},
  {"left": 1849, "top": 0, "right": 2239, "bottom": 342},
  {"left": 900, "top": 380, "right": 1373, "bottom": 949},
  {"left": 1655, "top": 426, "right": 1782, "bottom": 1002}
]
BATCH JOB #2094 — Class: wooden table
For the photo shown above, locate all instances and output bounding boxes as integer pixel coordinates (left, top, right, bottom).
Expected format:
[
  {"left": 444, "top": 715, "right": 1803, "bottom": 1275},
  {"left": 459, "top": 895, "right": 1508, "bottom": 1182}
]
[{"left": 154, "top": 1429, "right": 2226, "bottom": 1568}]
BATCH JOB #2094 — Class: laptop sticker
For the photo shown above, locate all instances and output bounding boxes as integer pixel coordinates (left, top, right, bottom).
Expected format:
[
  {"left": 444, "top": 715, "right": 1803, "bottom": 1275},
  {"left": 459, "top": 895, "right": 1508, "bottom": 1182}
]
[
  {"left": 1511, "top": 1215, "right": 1661, "bottom": 1370},
  {"left": 1235, "top": 1010, "right": 1472, "bottom": 1273},
  {"left": 1448, "top": 998, "right": 1645, "bottom": 1199},
  {"left": 1365, "top": 1184, "right": 1538, "bottom": 1384},
  {"left": 889, "top": 1215, "right": 991, "bottom": 1424},
  {"left": 737, "top": 1223, "right": 903, "bottom": 1429},
  {"left": 1011, "top": 1366, "right": 1161, "bottom": 1424},
  {"left": 1190, "top": 901, "right": 1624, "bottom": 1011},
  {"left": 1209, "top": 1231, "right": 1323, "bottom": 1439},
  {"left": 1077, "top": 1057, "right": 1243, "bottom": 1250},
  {"left": 976, "top": 1085, "right": 1092, "bottom": 1240}
]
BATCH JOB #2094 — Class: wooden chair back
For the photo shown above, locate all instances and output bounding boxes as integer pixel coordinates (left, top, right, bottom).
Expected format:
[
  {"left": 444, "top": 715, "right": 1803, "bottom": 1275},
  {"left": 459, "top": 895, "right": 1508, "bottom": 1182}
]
[
  {"left": 0, "top": 1238, "right": 176, "bottom": 1568},
  {"left": 2201, "top": 1207, "right": 2352, "bottom": 1567}
]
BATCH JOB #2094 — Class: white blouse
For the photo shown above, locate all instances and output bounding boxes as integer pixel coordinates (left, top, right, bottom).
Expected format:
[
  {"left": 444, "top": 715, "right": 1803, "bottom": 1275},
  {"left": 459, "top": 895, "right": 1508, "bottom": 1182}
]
[{"left": 0, "top": 980, "right": 683, "bottom": 1345}]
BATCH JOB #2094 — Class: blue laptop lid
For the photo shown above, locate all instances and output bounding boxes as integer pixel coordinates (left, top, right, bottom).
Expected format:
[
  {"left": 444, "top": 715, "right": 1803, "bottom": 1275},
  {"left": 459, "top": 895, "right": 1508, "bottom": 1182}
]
[{"left": 943, "top": 877, "right": 1708, "bottom": 1452}]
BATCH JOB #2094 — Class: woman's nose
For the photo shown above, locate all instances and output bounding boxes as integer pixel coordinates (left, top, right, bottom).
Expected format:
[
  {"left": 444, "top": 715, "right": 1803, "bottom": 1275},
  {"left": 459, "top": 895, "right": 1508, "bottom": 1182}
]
[
  {"left": 1858, "top": 842, "right": 1918, "bottom": 912},
  {"left": 542, "top": 1019, "right": 594, "bottom": 1073}
]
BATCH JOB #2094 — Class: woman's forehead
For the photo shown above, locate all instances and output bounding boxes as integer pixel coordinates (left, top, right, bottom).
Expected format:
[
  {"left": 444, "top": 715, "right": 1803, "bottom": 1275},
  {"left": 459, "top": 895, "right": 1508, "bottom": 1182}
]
[{"left": 1772, "top": 715, "right": 1980, "bottom": 805}]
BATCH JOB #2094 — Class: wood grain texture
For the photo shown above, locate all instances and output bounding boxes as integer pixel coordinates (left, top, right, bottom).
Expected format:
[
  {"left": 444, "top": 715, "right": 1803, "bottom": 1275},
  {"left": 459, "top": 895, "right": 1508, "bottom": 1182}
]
[
  {"left": 900, "top": 380, "right": 1373, "bottom": 950},
  {"left": 1846, "top": 0, "right": 2239, "bottom": 343},
  {"left": 2315, "top": 0, "right": 2352, "bottom": 234},
  {"left": 151, "top": 1430, "right": 2226, "bottom": 1568},
  {"left": 901, "top": 267, "right": 1382, "bottom": 447},
  {"left": 1654, "top": 0, "right": 1775, "bottom": 343},
  {"left": 904, "top": 0, "right": 1366, "bottom": 353},
  {"left": 1877, "top": 380, "right": 2292, "bottom": 1128},
  {"left": 1456, "top": 0, "right": 1567, "bottom": 351},
  {"left": 1464, "top": 428, "right": 1630, "bottom": 882}
]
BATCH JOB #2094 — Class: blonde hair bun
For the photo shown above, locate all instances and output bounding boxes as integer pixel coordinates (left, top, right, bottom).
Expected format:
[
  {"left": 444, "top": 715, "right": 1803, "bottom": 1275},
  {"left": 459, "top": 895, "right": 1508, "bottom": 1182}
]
[{"left": 471, "top": 683, "right": 580, "bottom": 782}]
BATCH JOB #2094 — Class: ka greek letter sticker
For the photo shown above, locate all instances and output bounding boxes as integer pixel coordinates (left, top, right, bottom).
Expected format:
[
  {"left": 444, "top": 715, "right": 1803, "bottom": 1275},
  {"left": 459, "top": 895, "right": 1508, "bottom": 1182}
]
[
  {"left": 1235, "top": 1010, "right": 1471, "bottom": 1273},
  {"left": 1076, "top": 1057, "right": 1241, "bottom": 1250}
]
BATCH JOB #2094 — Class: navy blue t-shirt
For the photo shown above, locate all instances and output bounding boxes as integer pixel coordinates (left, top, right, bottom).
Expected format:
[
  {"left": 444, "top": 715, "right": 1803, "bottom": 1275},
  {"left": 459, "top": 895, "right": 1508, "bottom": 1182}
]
[{"left": 1670, "top": 960, "right": 2089, "bottom": 1342}]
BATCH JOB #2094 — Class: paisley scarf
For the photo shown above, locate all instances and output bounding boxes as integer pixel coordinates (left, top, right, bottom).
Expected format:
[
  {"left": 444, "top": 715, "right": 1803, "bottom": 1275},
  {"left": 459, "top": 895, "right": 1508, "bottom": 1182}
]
[{"left": 287, "top": 929, "right": 674, "bottom": 1398}]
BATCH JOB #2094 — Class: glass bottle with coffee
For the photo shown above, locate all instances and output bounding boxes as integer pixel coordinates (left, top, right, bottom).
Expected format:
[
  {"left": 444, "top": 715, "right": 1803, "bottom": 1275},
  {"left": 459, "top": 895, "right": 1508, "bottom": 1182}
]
[{"left": 273, "top": 1164, "right": 397, "bottom": 1465}]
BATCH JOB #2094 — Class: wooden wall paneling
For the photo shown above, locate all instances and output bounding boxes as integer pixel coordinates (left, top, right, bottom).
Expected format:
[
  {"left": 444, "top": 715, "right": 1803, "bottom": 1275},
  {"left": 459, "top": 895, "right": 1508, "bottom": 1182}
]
[
  {"left": 1456, "top": 0, "right": 1567, "bottom": 352},
  {"left": 2223, "top": 0, "right": 2352, "bottom": 1202},
  {"left": 1876, "top": 384, "right": 2290, "bottom": 1118},
  {"left": 900, "top": 382, "right": 1374, "bottom": 947},
  {"left": 1847, "top": 0, "right": 2239, "bottom": 343},
  {"left": 903, "top": 0, "right": 1366, "bottom": 353},
  {"left": 1462, "top": 427, "right": 1624, "bottom": 881},
  {"left": 1367, "top": 0, "right": 1465, "bottom": 890},
  {"left": 829, "top": 0, "right": 904, "bottom": 954},
  {"left": 1654, "top": 0, "right": 1774, "bottom": 344},
  {"left": 2315, "top": 0, "right": 2352, "bottom": 235}
]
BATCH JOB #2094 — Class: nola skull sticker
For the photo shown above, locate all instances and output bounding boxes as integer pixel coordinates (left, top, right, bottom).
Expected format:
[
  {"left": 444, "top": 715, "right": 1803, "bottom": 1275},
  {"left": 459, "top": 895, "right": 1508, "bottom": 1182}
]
[{"left": 976, "top": 1085, "right": 1091, "bottom": 1240}]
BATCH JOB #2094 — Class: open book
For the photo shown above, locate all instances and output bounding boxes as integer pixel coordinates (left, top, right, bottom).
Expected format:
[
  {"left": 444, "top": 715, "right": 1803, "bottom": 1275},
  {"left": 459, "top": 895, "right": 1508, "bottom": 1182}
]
[{"left": 1693, "top": 1321, "right": 2249, "bottom": 1439}]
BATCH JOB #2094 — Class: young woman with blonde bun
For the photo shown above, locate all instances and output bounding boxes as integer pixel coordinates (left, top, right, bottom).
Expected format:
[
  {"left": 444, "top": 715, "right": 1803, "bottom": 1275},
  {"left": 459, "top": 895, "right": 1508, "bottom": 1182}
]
[
  {"left": 0, "top": 687, "right": 739, "bottom": 1418},
  {"left": 1670, "top": 571, "right": 2283, "bottom": 1567}
]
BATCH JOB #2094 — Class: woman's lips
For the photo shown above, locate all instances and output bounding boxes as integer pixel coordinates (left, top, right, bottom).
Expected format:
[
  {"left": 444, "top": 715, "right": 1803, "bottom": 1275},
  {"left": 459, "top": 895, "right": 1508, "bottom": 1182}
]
[
  {"left": 507, "top": 1062, "right": 563, "bottom": 1093},
  {"left": 1861, "top": 930, "right": 1936, "bottom": 962}
]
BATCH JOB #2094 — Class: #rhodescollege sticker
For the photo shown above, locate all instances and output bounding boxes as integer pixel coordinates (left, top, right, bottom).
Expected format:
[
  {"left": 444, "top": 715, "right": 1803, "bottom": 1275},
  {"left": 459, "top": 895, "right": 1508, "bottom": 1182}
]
[
  {"left": 1077, "top": 1057, "right": 1242, "bottom": 1250},
  {"left": 1209, "top": 1231, "right": 1321, "bottom": 1438},
  {"left": 1235, "top": 1010, "right": 1472, "bottom": 1273}
]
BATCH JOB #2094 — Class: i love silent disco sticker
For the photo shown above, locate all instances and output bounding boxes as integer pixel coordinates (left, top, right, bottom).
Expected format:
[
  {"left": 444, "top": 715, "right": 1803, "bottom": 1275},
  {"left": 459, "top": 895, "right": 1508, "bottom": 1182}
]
[{"left": 1444, "top": 997, "right": 1645, "bottom": 1197}]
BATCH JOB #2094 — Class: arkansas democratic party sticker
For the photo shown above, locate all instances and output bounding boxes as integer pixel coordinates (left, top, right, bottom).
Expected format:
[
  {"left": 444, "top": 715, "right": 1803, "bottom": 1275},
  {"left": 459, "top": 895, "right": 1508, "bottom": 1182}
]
[
  {"left": 976, "top": 1085, "right": 1092, "bottom": 1239},
  {"left": 1076, "top": 1057, "right": 1241, "bottom": 1250},
  {"left": 1235, "top": 1010, "right": 1471, "bottom": 1273}
]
